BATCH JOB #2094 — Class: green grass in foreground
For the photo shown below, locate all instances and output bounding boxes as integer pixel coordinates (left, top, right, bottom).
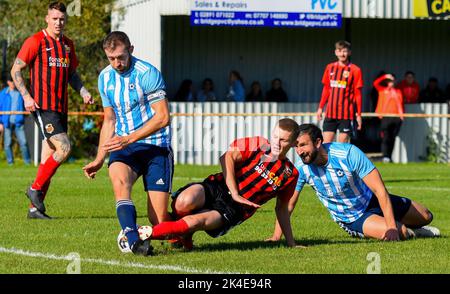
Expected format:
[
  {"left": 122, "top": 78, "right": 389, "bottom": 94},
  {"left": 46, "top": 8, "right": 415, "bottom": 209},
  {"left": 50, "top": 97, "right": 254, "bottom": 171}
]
[{"left": 0, "top": 161, "right": 448, "bottom": 273}]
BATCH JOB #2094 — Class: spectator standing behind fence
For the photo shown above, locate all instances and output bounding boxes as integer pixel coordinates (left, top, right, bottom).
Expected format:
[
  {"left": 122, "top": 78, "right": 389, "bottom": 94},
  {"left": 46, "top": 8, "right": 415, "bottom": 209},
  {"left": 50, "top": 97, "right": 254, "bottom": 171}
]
[
  {"left": 265, "top": 78, "right": 288, "bottom": 102},
  {"left": 246, "top": 81, "right": 264, "bottom": 102},
  {"left": 197, "top": 78, "right": 217, "bottom": 102},
  {"left": 0, "top": 74, "right": 31, "bottom": 165},
  {"left": 397, "top": 71, "right": 420, "bottom": 104},
  {"left": 174, "top": 79, "right": 195, "bottom": 102},
  {"left": 370, "top": 71, "right": 387, "bottom": 112},
  {"left": 316, "top": 40, "right": 363, "bottom": 143},
  {"left": 226, "top": 70, "right": 245, "bottom": 102},
  {"left": 374, "top": 73, "right": 404, "bottom": 163},
  {"left": 419, "top": 77, "right": 445, "bottom": 103}
]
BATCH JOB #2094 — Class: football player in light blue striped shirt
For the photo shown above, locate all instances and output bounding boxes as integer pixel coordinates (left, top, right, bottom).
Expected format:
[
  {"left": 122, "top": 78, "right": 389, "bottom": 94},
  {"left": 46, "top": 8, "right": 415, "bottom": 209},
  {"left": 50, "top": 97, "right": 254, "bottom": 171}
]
[
  {"left": 83, "top": 32, "right": 173, "bottom": 256},
  {"left": 268, "top": 124, "right": 440, "bottom": 241}
]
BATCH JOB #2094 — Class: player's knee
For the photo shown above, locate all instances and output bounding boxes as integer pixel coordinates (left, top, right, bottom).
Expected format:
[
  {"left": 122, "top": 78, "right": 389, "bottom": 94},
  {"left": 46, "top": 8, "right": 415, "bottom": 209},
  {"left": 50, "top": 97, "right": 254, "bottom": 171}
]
[
  {"left": 423, "top": 209, "right": 433, "bottom": 225},
  {"left": 111, "top": 177, "right": 132, "bottom": 192},
  {"left": 174, "top": 196, "right": 196, "bottom": 215}
]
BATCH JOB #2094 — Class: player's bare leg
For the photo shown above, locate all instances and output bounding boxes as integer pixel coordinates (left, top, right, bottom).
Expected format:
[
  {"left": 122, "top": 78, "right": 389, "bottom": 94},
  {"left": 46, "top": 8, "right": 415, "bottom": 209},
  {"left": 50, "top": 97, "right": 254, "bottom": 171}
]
[
  {"left": 399, "top": 201, "right": 433, "bottom": 228},
  {"left": 147, "top": 191, "right": 171, "bottom": 225},
  {"left": 168, "top": 184, "right": 207, "bottom": 250},
  {"left": 337, "top": 132, "right": 351, "bottom": 143},
  {"left": 40, "top": 139, "right": 55, "bottom": 163},
  {"left": 108, "top": 162, "right": 138, "bottom": 201},
  {"left": 109, "top": 162, "right": 151, "bottom": 255},
  {"left": 322, "top": 131, "right": 336, "bottom": 143},
  {"left": 362, "top": 215, "right": 410, "bottom": 240},
  {"left": 400, "top": 201, "right": 439, "bottom": 237},
  {"left": 47, "top": 133, "right": 72, "bottom": 163},
  {"left": 172, "top": 184, "right": 206, "bottom": 217},
  {"left": 27, "top": 133, "right": 71, "bottom": 219}
]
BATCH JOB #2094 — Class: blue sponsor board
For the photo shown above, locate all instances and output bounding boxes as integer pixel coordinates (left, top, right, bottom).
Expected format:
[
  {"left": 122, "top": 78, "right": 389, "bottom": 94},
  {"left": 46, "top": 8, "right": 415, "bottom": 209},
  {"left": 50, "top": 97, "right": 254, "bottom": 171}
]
[{"left": 191, "top": 11, "right": 342, "bottom": 28}]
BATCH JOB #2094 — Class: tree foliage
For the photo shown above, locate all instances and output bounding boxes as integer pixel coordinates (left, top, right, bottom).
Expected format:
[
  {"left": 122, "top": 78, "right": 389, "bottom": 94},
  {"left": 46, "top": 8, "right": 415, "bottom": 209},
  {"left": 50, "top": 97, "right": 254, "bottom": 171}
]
[{"left": 0, "top": 0, "right": 120, "bottom": 158}]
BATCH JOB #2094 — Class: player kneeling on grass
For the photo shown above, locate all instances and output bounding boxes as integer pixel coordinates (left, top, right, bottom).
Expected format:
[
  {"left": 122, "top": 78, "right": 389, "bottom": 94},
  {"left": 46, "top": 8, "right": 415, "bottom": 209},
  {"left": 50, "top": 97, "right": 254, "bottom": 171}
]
[
  {"left": 267, "top": 123, "right": 440, "bottom": 242},
  {"left": 142, "top": 118, "right": 305, "bottom": 250}
]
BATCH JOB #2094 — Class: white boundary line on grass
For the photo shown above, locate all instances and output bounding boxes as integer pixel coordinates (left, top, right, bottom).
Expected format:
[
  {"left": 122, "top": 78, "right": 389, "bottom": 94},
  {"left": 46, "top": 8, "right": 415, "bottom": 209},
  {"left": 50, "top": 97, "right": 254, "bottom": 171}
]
[{"left": 0, "top": 246, "right": 242, "bottom": 274}]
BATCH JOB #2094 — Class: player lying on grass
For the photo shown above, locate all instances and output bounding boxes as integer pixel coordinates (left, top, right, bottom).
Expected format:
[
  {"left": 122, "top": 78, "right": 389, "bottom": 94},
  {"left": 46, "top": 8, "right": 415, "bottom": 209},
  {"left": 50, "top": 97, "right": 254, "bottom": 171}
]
[
  {"left": 267, "top": 123, "right": 440, "bottom": 242},
  {"left": 143, "top": 118, "right": 305, "bottom": 250}
]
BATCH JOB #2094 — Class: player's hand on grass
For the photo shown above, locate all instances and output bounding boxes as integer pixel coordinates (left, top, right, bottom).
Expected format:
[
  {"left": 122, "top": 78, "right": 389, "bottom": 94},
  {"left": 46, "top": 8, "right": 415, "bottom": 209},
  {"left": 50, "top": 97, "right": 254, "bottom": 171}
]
[
  {"left": 230, "top": 192, "right": 261, "bottom": 209},
  {"left": 82, "top": 160, "right": 104, "bottom": 179},
  {"left": 265, "top": 236, "right": 281, "bottom": 242},
  {"left": 383, "top": 228, "right": 400, "bottom": 241},
  {"left": 103, "top": 136, "right": 130, "bottom": 152}
]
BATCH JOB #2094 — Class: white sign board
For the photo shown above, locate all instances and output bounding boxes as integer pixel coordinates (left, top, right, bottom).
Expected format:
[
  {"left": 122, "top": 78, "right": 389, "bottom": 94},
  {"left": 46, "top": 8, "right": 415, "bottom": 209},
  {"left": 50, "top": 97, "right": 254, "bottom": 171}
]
[{"left": 191, "top": 0, "right": 342, "bottom": 28}]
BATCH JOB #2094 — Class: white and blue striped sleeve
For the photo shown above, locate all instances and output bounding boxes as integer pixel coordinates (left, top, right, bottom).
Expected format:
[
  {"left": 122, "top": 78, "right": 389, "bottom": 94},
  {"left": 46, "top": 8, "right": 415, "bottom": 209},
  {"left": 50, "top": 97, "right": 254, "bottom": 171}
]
[
  {"left": 141, "top": 66, "right": 167, "bottom": 105},
  {"left": 347, "top": 145, "right": 376, "bottom": 179},
  {"left": 295, "top": 162, "right": 306, "bottom": 192},
  {"left": 98, "top": 74, "right": 111, "bottom": 108}
]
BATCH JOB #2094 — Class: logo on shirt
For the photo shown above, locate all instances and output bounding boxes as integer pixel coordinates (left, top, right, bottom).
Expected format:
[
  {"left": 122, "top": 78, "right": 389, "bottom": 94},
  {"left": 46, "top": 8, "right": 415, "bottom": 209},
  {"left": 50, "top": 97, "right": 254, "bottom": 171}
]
[
  {"left": 48, "top": 56, "right": 70, "bottom": 68},
  {"left": 254, "top": 162, "right": 282, "bottom": 190},
  {"left": 45, "top": 124, "right": 54, "bottom": 134},
  {"left": 107, "top": 84, "right": 115, "bottom": 91},
  {"left": 330, "top": 80, "right": 347, "bottom": 89},
  {"left": 336, "top": 169, "right": 344, "bottom": 177},
  {"left": 46, "top": 47, "right": 53, "bottom": 51},
  {"left": 64, "top": 45, "right": 71, "bottom": 53},
  {"left": 343, "top": 70, "right": 350, "bottom": 78},
  {"left": 284, "top": 166, "right": 293, "bottom": 177},
  {"left": 129, "top": 83, "right": 135, "bottom": 90}
]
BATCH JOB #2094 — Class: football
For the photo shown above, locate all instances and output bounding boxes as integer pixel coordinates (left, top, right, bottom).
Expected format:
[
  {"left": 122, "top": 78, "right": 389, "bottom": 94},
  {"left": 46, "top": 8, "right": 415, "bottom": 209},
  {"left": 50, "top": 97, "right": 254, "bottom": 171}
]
[{"left": 117, "top": 225, "right": 153, "bottom": 253}]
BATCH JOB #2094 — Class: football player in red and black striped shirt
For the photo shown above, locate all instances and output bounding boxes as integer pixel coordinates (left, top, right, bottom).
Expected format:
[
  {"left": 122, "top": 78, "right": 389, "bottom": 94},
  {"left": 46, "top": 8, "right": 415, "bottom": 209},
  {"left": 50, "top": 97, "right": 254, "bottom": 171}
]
[
  {"left": 316, "top": 40, "right": 363, "bottom": 143},
  {"left": 145, "top": 118, "right": 304, "bottom": 251},
  {"left": 11, "top": 2, "right": 93, "bottom": 219}
]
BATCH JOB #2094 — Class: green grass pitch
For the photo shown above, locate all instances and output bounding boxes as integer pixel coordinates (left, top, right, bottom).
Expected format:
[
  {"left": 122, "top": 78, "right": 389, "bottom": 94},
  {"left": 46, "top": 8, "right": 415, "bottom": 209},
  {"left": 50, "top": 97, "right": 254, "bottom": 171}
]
[{"left": 0, "top": 161, "right": 448, "bottom": 274}]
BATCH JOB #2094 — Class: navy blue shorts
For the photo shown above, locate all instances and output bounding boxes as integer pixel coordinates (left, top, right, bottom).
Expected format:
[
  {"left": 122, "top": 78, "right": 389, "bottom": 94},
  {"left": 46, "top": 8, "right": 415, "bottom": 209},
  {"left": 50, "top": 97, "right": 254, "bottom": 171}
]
[
  {"left": 108, "top": 143, "right": 173, "bottom": 192},
  {"left": 337, "top": 194, "right": 412, "bottom": 238}
]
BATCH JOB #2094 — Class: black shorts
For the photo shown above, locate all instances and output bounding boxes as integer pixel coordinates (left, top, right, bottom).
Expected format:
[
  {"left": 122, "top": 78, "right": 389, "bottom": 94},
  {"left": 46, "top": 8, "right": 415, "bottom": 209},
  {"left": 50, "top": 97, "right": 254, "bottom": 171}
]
[
  {"left": 172, "top": 179, "right": 245, "bottom": 238},
  {"left": 323, "top": 118, "right": 353, "bottom": 134},
  {"left": 32, "top": 110, "right": 68, "bottom": 139}
]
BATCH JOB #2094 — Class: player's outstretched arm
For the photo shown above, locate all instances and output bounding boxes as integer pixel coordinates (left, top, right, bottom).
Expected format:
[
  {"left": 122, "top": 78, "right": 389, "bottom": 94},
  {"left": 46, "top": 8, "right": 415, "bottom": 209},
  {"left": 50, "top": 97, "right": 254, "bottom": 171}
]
[
  {"left": 83, "top": 107, "right": 116, "bottom": 179},
  {"left": 362, "top": 169, "right": 400, "bottom": 241},
  {"left": 275, "top": 196, "right": 297, "bottom": 247},
  {"left": 266, "top": 190, "right": 300, "bottom": 242}
]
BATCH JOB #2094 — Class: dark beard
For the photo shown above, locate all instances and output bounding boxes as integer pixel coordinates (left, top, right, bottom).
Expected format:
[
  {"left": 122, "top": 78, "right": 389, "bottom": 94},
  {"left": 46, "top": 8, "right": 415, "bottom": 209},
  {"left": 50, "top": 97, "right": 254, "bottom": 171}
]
[{"left": 301, "top": 149, "right": 318, "bottom": 164}]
